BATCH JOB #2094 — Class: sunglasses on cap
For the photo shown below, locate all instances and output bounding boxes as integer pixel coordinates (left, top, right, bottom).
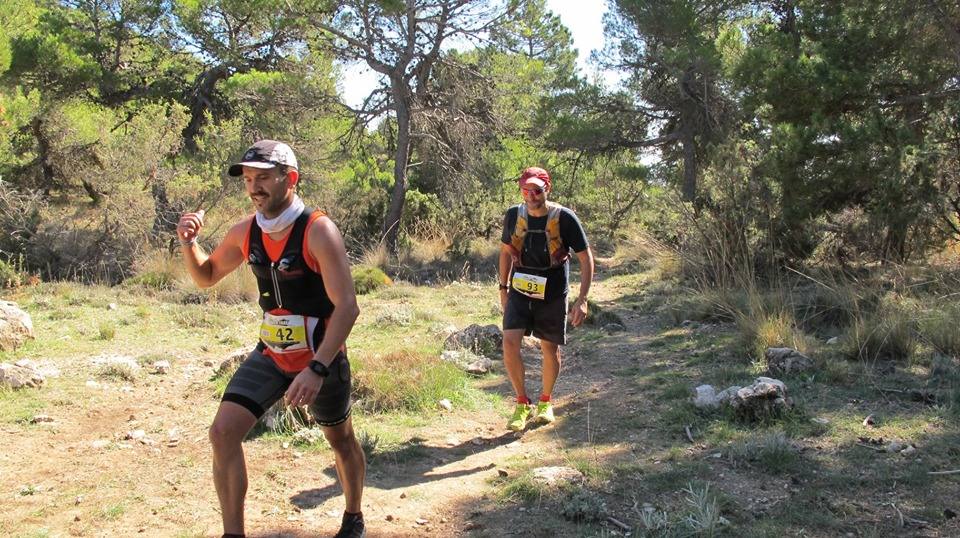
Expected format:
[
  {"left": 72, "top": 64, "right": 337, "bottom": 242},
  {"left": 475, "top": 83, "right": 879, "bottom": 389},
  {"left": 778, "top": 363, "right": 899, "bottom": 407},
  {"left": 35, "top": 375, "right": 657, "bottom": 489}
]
[{"left": 521, "top": 186, "right": 544, "bottom": 195}]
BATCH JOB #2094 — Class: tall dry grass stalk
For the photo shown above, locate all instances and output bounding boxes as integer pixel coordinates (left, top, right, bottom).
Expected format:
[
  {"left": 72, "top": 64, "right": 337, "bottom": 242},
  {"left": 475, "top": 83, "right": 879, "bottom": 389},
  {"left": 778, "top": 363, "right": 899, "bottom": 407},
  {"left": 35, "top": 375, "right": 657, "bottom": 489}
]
[{"left": 360, "top": 242, "right": 390, "bottom": 270}]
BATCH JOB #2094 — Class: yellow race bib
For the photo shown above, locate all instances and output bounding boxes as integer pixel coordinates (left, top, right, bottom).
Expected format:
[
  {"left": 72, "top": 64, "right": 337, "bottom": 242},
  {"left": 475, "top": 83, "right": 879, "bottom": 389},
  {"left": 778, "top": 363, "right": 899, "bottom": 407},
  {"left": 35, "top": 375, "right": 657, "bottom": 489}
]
[
  {"left": 511, "top": 271, "right": 547, "bottom": 300},
  {"left": 260, "top": 313, "right": 308, "bottom": 354}
]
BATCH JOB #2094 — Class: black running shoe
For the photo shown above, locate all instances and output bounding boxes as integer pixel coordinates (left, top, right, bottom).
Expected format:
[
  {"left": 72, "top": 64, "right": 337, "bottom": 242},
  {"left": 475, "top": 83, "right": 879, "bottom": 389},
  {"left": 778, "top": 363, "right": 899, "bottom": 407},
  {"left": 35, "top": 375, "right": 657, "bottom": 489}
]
[{"left": 333, "top": 512, "right": 365, "bottom": 538}]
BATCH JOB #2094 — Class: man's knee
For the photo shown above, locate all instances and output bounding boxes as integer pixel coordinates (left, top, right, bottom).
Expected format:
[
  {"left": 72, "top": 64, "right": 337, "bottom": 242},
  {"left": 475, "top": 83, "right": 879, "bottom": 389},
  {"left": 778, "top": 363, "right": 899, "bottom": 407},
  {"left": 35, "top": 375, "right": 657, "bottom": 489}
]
[
  {"left": 209, "top": 420, "right": 243, "bottom": 452},
  {"left": 503, "top": 329, "right": 524, "bottom": 349},
  {"left": 324, "top": 423, "right": 362, "bottom": 456},
  {"left": 209, "top": 403, "right": 256, "bottom": 452}
]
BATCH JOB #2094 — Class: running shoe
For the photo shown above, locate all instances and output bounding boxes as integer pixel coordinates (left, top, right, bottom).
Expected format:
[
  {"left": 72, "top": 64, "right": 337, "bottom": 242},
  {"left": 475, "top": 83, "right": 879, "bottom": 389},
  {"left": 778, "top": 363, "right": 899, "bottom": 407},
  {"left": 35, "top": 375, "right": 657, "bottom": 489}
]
[
  {"left": 507, "top": 403, "right": 532, "bottom": 431},
  {"left": 534, "top": 401, "right": 555, "bottom": 424},
  {"left": 334, "top": 512, "right": 366, "bottom": 538}
]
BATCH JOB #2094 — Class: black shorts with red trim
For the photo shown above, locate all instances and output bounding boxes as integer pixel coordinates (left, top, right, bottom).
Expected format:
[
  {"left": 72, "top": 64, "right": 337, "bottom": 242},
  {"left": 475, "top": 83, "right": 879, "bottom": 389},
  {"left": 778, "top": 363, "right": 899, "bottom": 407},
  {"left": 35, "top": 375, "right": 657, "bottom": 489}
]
[{"left": 222, "top": 348, "right": 352, "bottom": 427}]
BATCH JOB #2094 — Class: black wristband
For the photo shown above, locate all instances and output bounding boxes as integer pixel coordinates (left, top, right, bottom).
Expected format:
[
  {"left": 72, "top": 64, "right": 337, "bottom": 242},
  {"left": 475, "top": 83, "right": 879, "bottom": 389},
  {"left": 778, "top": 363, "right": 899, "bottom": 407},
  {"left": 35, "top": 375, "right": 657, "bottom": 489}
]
[
  {"left": 308, "top": 360, "right": 330, "bottom": 378},
  {"left": 499, "top": 284, "right": 509, "bottom": 290}
]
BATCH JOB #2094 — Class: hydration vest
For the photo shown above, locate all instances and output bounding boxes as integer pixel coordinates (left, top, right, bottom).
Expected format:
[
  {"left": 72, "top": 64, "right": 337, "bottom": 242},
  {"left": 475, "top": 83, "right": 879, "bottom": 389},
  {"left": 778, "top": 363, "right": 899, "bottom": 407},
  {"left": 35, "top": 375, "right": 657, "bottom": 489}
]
[
  {"left": 507, "top": 201, "right": 569, "bottom": 269},
  {"left": 246, "top": 209, "right": 335, "bottom": 371}
]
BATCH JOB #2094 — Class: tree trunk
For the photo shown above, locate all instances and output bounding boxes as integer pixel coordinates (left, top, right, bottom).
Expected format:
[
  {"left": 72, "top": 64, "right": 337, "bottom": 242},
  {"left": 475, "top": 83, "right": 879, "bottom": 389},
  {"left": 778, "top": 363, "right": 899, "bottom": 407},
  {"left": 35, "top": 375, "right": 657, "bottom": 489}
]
[
  {"left": 182, "top": 65, "right": 229, "bottom": 153},
  {"left": 680, "top": 121, "right": 697, "bottom": 202},
  {"left": 383, "top": 81, "right": 414, "bottom": 254},
  {"left": 30, "top": 118, "right": 56, "bottom": 194}
]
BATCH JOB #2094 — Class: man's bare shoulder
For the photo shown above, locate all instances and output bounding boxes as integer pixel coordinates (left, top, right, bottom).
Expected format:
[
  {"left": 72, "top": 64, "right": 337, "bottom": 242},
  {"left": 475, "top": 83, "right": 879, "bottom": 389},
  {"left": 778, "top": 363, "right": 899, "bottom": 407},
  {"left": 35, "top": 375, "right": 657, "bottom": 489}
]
[
  {"left": 221, "top": 215, "right": 255, "bottom": 245},
  {"left": 306, "top": 213, "right": 345, "bottom": 248}
]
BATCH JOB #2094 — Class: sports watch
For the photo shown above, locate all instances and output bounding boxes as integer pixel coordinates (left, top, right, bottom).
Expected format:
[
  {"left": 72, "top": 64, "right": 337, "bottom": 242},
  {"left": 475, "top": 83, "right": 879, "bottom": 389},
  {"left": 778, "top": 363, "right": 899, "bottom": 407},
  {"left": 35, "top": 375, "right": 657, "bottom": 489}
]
[{"left": 307, "top": 360, "right": 330, "bottom": 378}]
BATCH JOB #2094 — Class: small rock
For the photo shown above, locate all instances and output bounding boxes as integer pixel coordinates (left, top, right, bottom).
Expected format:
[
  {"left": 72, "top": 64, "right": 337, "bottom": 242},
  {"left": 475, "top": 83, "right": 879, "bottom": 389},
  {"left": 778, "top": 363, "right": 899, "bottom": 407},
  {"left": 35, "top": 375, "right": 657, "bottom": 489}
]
[
  {"left": 812, "top": 417, "right": 830, "bottom": 425},
  {"left": 863, "top": 414, "right": 876, "bottom": 427},
  {"left": 471, "top": 438, "right": 483, "bottom": 446},
  {"left": 91, "top": 439, "right": 111, "bottom": 449},
  {"left": 532, "top": 466, "right": 583, "bottom": 485},
  {"left": 466, "top": 357, "right": 493, "bottom": 375},
  {"left": 900, "top": 445, "right": 916, "bottom": 455},
  {"left": 438, "top": 399, "right": 453, "bottom": 411},
  {"left": 765, "top": 347, "right": 815, "bottom": 375},
  {"left": 886, "top": 441, "right": 903, "bottom": 453},
  {"left": 108, "top": 303, "right": 118, "bottom": 310},
  {"left": 693, "top": 384, "right": 719, "bottom": 409},
  {"left": 203, "top": 360, "right": 214, "bottom": 367},
  {"left": 152, "top": 360, "right": 171, "bottom": 374},
  {"left": 944, "top": 508, "right": 957, "bottom": 519},
  {"left": 31, "top": 414, "right": 54, "bottom": 424},
  {"left": 386, "top": 514, "right": 394, "bottom": 521},
  {"left": 498, "top": 469, "right": 509, "bottom": 477},
  {"left": 125, "top": 429, "right": 146, "bottom": 440},
  {"left": 75, "top": 495, "right": 83, "bottom": 505},
  {"left": 74, "top": 515, "right": 81, "bottom": 522},
  {"left": 400, "top": 492, "right": 407, "bottom": 499},
  {"left": 416, "top": 518, "right": 428, "bottom": 525}
]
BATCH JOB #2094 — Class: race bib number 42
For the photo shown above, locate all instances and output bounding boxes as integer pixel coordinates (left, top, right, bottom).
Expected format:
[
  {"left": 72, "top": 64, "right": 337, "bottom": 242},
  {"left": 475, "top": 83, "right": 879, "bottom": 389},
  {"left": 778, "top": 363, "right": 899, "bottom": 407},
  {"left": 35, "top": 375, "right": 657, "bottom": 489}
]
[
  {"left": 260, "top": 313, "right": 308, "bottom": 353},
  {"left": 512, "top": 272, "right": 547, "bottom": 300}
]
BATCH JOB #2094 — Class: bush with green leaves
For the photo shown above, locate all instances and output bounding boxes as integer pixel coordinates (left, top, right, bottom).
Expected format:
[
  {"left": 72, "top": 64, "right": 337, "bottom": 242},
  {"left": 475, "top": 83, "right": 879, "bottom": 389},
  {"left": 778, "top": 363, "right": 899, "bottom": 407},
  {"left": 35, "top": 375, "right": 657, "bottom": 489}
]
[
  {"left": 0, "top": 258, "right": 22, "bottom": 288},
  {"left": 558, "top": 487, "right": 606, "bottom": 522},
  {"left": 352, "top": 265, "right": 392, "bottom": 295}
]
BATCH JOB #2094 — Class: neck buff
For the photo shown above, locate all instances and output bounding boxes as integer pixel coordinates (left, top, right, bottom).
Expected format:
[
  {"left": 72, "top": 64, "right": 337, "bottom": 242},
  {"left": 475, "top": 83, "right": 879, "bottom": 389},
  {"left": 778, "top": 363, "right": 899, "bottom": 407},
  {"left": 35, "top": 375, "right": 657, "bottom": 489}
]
[{"left": 256, "top": 195, "right": 305, "bottom": 233}]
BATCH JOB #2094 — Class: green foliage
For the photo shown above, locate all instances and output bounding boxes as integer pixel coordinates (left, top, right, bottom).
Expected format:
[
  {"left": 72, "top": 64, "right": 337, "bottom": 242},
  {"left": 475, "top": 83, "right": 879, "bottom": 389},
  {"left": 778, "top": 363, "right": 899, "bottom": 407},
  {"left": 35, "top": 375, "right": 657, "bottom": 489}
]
[
  {"left": 352, "top": 265, "right": 392, "bottom": 295},
  {"left": 352, "top": 350, "right": 476, "bottom": 413},
  {"left": 842, "top": 310, "right": 916, "bottom": 363},
  {"left": 558, "top": 487, "right": 606, "bottom": 522},
  {"left": 0, "top": 257, "right": 22, "bottom": 288},
  {"left": 920, "top": 304, "right": 960, "bottom": 358},
  {"left": 726, "top": 429, "right": 799, "bottom": 473}
]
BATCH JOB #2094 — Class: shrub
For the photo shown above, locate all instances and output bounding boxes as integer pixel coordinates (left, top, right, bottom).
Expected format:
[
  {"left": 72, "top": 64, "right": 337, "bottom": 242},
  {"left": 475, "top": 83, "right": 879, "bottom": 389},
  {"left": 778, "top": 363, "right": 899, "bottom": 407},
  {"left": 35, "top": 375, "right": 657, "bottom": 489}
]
[
  {"left": 98, "top": 323, "right": 116, "bottom": 340},
  {"left": 352, "top": 350, "right": 473, "bottom": 413},
  {"left": 0, "top": 258, "right": 22, "bottom": 288},
  {"left": 584, "top": 299, "right": 625, "bottom": 328},
  {"left": 842, "top": 312, "right": 916, "bottom": 362},
  {"left": 726, "top": 430, "right": 799, "bottom": 473},
  {"left": 739, "top": 309, "right": 813, "bottom": 367},
  {"left": 559, "top": 487, "right": 606, "bottom": 522},
  {"left": 352, "top": 265, "right": 392, "bottom": 295},
  {"left": 920, "top": 304, "right": 960, "bottom": 358}
]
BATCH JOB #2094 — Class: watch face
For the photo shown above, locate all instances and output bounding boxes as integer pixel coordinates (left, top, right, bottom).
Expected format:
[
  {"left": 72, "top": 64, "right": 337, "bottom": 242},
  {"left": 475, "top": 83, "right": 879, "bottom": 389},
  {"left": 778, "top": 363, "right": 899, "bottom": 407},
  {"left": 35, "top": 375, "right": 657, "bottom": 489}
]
[{"left": 310, "top": 361, "right": 329, "bottom": 377}]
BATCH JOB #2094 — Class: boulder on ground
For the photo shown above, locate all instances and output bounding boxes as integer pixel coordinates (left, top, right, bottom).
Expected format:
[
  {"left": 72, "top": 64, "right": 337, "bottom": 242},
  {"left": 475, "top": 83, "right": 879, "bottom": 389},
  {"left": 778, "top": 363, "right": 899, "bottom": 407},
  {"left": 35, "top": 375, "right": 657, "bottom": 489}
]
[
  {"left": 0, "top": 362, "right": 44, "bottom": 389},
  {"left": 465, "top": 357, "right": 493, "bottom": 375},
  {"left": 731, "top": 376, "right": 792, "bottom": 421},
  {"left": 441, "top": 349, "right": 494, "bottom": 375},
  {"left": 218, "top": 349, "right": 249, "bottom": 375},
  {"left": 0, "top": 301, "right": 34, "bottom": 352},
  {"left": 693, "top": 384, "right": 719, "bottom": 409},
  {"left": 444, "top": 324, "right": 502, "bottom": 358},
  {"left": 765, "top": 347, "right": 815, "bottom": 375},
  {"left": 532, "top": 466, "right": 583, "bottom": 486}
]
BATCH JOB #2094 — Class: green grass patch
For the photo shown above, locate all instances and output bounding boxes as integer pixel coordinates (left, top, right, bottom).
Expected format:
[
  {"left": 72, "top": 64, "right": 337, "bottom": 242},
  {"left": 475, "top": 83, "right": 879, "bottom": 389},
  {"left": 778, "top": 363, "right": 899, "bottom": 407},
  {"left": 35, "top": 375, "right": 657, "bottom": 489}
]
[
  {"left": 352, "top": 350, "right": 487, "bottom": 413},
  {"left": 0, "top": 387, "right": 45, "bottom": 424},
  {"left": 726, "top": 429, "right": 800, "bottom": 474}
]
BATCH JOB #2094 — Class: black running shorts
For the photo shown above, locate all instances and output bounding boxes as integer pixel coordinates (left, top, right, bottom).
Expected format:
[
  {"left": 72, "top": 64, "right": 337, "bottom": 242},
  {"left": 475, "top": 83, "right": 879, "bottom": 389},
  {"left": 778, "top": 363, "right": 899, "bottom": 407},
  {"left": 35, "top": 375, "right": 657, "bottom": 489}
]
[
  {"left": 503, "top": 291, "right": 568, "bottom": 345},
  {"left": 222, "top": 349, "right": 352, "bottom": 427}
]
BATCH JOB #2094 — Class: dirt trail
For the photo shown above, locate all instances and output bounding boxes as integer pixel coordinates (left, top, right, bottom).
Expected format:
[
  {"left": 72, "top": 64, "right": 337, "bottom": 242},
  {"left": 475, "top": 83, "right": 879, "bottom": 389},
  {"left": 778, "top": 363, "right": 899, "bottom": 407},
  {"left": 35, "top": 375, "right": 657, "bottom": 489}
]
[{"left": 2, "top": 273, "right": 657, "bottom": 537}]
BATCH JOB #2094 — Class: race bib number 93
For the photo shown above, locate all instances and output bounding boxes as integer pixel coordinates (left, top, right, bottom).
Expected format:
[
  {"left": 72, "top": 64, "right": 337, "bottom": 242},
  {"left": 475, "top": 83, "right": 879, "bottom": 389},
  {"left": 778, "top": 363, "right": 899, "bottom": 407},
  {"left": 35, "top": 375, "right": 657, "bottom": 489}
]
[{"left": 511, "top": 272, "right": 547, "bottom": 300}]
